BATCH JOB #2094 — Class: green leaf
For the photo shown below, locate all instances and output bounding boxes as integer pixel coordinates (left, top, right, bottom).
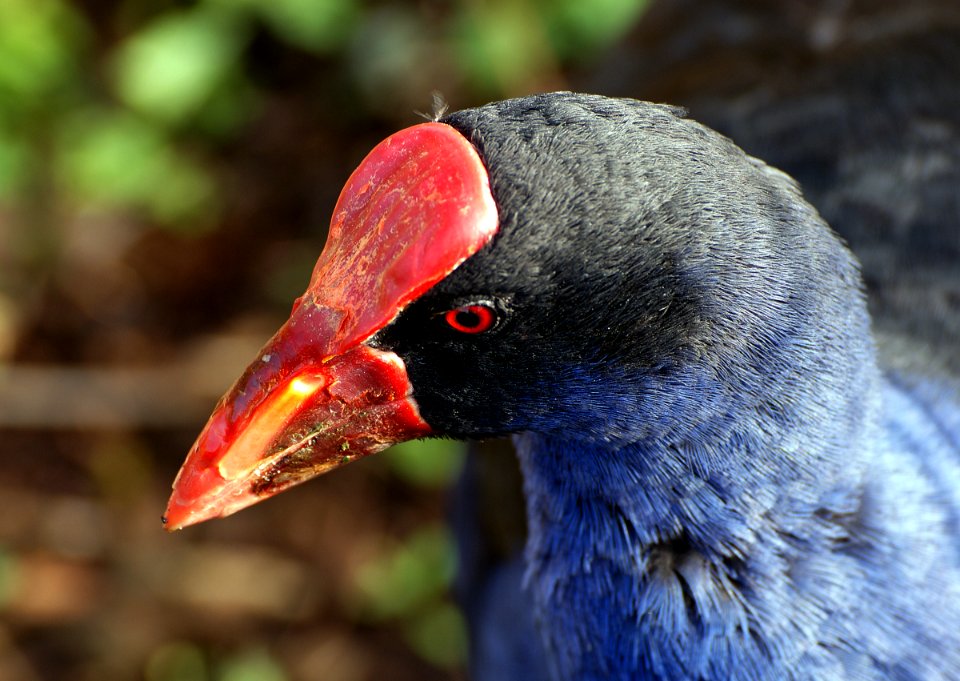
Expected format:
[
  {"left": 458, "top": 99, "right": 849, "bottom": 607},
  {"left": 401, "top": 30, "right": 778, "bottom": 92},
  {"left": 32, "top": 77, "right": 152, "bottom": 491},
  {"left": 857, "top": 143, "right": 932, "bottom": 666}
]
[
  {"left": 451, "top": 1, "right": 551, "bottom": 97},
  {"left": 353, "top": 526, "right": 457, "bottom": 621},
  {"left": 0, "top": 124, "right": 29, "bottom": 199},
  {"left": 541, "top": 0, "right": 649, "bottom": 57},
  {"left": 383, "top": 439, "right": 466, "bottom": 488},
  {"left": 145, "top": 642, "right": 208, "bottom": 681},
  {"left": 216, "top": 648, "right": 288, "bottom": 681},
  {"left": 58, "top": 109, "right": 218, "bottom": 228},
  {"left": 224, "top": 0, "right": 358, "bottom": 53},
  {"left": 0, "top": 0, "right": 88, "bottom": 110},
  {"left": 113, "top": 8, "right": 248, "bottom": 125},
  {"left": 0, "top": 546, "right": 20, "bottom": 607},
  {"left": 403, "top": 602, "right": 469, "bottom": 669}
]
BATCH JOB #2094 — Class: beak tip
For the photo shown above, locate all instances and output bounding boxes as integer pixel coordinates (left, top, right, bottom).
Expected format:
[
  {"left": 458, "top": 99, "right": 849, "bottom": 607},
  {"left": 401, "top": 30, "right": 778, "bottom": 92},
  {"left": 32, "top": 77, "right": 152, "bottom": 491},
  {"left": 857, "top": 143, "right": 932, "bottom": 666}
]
[
  {"left": 163, "top": 474, "right": 271, "bottom": 531},
  {"left": 164, "top": 346, "right": 430, "bottom": 530},
  {"left": 161, "top": 502, "right": 195, "bottom": 532},
  {"left": 162, "top": 484, "right": 222, "bottom": 531}
]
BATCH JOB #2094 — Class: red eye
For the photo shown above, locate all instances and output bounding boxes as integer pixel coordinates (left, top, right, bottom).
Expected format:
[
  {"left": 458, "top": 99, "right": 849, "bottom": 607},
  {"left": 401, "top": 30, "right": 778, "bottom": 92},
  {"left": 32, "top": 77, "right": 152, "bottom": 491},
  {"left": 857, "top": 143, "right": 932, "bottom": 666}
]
[{"left": 444, "top": 304, "right": 496, "bottom": 334}]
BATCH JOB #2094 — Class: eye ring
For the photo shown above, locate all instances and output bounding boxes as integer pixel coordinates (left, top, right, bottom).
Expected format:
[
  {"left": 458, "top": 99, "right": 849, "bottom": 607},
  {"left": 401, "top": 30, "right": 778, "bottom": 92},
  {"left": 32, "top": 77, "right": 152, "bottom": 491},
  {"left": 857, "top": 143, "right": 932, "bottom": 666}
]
[{"left": 444, "top": 303, "right": 497, "bottom": 334}]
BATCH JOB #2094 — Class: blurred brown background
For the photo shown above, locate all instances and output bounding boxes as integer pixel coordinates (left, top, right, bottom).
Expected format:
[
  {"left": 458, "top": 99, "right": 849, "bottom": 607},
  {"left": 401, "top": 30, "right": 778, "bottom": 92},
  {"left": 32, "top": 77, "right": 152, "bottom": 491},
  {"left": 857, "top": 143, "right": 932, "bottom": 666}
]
[{"left": 0, "top": 1, "right": 650, "bottom": 679}]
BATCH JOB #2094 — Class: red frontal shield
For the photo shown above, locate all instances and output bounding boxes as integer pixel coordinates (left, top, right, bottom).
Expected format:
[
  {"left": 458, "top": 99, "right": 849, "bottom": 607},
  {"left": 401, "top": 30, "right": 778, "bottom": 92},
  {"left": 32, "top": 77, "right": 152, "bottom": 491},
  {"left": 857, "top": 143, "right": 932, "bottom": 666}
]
[{"left": 164, "top": 122, "right": 498, "bottom": 530}]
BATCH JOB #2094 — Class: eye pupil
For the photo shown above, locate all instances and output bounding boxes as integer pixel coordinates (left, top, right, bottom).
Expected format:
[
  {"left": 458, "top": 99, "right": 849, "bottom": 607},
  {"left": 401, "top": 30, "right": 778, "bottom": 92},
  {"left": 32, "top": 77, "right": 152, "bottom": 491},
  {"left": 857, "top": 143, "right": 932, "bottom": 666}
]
[
  {"left": 458, "top": 309, "right": 479, "bottom": 326},
  {"left": 445, "top": 304, "right": 496, "bottom": 334}
]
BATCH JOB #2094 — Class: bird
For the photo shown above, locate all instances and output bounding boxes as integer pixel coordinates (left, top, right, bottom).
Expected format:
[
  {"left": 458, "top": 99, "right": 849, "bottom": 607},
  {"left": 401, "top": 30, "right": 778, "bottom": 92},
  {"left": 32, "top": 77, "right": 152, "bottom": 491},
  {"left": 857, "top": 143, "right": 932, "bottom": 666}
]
[{"left": 162, "top": 92, "right": 960, "bottom": 680}]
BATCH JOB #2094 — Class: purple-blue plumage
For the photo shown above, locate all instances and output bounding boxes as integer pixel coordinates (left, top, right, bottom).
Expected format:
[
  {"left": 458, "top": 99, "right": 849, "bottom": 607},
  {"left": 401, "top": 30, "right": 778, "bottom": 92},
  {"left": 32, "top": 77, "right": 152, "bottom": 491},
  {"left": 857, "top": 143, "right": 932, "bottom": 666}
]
[{"left": 373, "top": 93, "right": 960, "bottom": 679}]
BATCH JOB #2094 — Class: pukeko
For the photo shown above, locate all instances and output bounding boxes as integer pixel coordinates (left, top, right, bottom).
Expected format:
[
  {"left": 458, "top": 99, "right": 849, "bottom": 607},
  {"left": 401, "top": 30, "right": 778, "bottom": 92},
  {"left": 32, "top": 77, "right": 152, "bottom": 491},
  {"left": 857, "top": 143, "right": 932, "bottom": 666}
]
[{"left": 164, "top": 92, "right": 960, "bottom": 679}]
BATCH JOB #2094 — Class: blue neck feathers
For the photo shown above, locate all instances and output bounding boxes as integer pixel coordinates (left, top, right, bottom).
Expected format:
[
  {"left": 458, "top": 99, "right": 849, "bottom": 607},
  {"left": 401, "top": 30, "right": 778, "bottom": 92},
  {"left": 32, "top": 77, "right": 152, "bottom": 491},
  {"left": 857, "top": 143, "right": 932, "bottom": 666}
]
[
  {"left": 513, "top": 351, "right": 887, "bottom": 680},
  {"left": 513, "top": 352, "right": 960, "bottom": 680}
]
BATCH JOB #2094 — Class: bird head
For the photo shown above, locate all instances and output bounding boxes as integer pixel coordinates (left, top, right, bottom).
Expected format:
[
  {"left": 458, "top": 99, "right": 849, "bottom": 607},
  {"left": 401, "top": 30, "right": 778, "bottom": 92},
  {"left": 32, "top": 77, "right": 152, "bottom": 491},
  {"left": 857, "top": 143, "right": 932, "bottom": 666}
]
[{"left": 165, "top": 93, "right": 873, "bottom": 530}]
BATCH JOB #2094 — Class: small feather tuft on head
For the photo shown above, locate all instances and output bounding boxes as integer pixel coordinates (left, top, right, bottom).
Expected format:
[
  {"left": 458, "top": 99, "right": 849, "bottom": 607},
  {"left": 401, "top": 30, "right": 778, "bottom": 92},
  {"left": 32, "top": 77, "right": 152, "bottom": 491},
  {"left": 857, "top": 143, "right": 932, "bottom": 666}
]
[{"left": 416, "top": 91, "right": 450, "bottom": 122}]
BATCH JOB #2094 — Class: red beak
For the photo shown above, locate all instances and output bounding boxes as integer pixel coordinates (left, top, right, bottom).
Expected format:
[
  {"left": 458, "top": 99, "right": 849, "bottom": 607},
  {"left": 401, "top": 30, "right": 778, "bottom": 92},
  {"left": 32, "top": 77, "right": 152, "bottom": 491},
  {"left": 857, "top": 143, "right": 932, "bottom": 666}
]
[{"left": 164, "top": 122, "right": 498, "bottom": 530}]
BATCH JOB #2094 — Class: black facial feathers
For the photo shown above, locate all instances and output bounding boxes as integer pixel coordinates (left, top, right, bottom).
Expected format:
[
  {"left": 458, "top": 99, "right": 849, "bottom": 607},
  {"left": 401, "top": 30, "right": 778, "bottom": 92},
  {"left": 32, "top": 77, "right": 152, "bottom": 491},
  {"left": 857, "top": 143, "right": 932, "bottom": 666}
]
[{"left": 374, "top": 93, "right": 871, "bottom": 442}]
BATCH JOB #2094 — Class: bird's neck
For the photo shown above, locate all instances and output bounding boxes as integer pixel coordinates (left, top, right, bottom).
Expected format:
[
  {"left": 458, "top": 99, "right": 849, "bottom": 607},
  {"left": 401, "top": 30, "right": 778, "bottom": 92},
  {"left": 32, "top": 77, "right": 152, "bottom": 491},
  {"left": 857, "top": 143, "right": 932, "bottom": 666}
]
[{"left": 513, "top": 374, "right": 883, "bottom": 681}]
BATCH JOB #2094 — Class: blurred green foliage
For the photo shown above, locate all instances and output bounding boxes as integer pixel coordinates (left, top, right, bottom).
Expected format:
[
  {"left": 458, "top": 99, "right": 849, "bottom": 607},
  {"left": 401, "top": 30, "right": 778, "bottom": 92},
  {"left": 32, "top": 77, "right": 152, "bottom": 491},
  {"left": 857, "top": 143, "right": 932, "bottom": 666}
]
[
  {"left": 112, "top": 7, "right": 251, "bottom": 127},
  {"left": 384, "top": 438, "right": 467, "bottom": 488},
  {"left": 353, "top": 525, "right": 457, "bottom": 621},
  {"left": 217, "top": 648, "right": 289, "bottom": 681},
  {"left": 145, "top": 642, "right": 208, "bottom": 681},
  {"left": 0, "top": 547, "right": 18, "bottom": 607},
  {"left": 0, "top": 0, "right": 646, "bottom": 232},
  {"left": 352, "top": 524, "right": 467, "bottom": 668},
  {"left": 239, "top": 0, "right": 358, "bottom": 52},
  {"left": 144, "top": 641, "right": 289, "bottom": 681},
  {"left": 59, "top": 109, "right": 219, "bottom": 226}
]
